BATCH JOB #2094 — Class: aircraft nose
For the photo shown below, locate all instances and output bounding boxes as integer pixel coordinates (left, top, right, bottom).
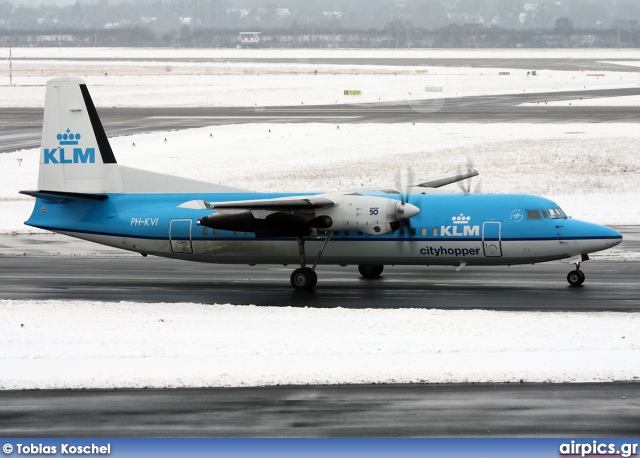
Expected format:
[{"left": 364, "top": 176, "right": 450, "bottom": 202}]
[
  {"left": 603, "top": 226, "right": 623, "bottom": 247},
  {"left": 396, "top": 201, "right": 420, "bottom": 220},
  {"left": 584, "top": 222, "right": 623, "bottom": 250}
]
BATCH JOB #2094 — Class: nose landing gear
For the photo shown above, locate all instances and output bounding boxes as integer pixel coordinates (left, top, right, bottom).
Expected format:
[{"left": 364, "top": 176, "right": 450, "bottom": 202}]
[{"left": 567, "top": 263, "right": 586, "bottom": 286}]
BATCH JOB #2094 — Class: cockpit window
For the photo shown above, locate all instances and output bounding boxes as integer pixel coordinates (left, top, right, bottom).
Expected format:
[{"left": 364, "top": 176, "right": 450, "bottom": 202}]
[
  {"left": 547, "top": 208, "right": 567, "bottom": 219},
  {"left": 526, "top": 209, "right": 542, "bottom": 220},
  {"left": 542, "top": 209, "right": 549, "bottom": 218}
]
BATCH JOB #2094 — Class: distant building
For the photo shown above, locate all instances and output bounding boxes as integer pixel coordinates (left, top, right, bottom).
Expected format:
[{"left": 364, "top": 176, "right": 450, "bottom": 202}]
[{"left": 239, "top": 32, "right": 261, "bottom": 47}]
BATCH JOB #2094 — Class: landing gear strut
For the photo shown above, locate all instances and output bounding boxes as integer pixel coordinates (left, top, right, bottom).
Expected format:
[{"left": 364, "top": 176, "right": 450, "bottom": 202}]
[
  {"left": 290, "top": 232, "right": 333, "bottom": 291},
  {"left": 567, "top": 263, "right": 586, "bottom": 286}
]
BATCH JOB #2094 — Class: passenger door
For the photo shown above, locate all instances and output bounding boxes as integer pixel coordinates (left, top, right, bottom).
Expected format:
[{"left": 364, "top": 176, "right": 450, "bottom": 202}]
[{"left": 482, "top": 221, "right": 502, "bottom": 257}]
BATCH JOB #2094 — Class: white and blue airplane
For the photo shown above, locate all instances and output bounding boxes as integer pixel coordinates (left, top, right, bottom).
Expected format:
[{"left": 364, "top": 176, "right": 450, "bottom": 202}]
[{"left": 22, "top": 77, "right": 622, "bottom": 290}]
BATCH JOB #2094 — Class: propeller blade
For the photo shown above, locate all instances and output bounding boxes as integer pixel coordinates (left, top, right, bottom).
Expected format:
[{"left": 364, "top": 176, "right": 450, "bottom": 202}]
[
  {"left": 405, "top": 166, "right": 415, "bottom": 204},
  {"left": 455, "top": 159, "right": 477, "bottom": 194},
  {"left": 457, "top": 166, "right": 469, "bottom": 194},
  {"left": 392, "top": 168, "right": 419, "bottom": 236},
  {"left": 474, "top": 178, "right": 482, "bottom": 194}
]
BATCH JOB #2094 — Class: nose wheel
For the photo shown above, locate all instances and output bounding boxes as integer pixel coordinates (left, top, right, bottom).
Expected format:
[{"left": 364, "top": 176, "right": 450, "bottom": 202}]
[{"left": 567, "top": 263, "right": 586, "bottom": 286}]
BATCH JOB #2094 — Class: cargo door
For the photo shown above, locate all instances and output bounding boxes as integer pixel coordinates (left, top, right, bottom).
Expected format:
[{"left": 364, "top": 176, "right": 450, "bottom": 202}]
[{"left": 170, "top": 219, "right": 193, "bottom": 254}]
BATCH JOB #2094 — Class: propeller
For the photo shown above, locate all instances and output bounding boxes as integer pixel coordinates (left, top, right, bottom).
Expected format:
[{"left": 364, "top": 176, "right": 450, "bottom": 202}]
[
  {"left": 394, "top": 167, "right": 418, "bottom": 236},
  {"left": 457, "top": 159, "right": 481, "bottom": 195}
]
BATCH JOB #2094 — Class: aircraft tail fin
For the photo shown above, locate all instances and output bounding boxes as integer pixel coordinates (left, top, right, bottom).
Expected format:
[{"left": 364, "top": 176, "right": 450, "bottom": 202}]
[
  {"left": 35, "top": 77, "right": 251, "bottom": 196},
  {"left": 38, "top": 77, "right": 121, "bottom": 194}
]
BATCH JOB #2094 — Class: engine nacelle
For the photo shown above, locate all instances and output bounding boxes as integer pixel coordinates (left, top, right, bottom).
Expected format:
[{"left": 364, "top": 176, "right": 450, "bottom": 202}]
[
  {"left": 312, "top": 195, "right": 419, "bottom": 235},
  {"left": 200, "top": 211, "right": 313, "bottom": 237}
]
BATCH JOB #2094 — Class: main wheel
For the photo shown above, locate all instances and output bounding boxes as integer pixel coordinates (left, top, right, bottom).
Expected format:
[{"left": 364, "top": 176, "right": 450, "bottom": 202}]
[
  {"left": 567, "top": 270, "right": 585, "bottom": 286},
  {"left": 290, "top": 267, "right": 318, "bottom": 290},
  {"left": 358, "top": 264, "right": 384, "bottom": 278}
]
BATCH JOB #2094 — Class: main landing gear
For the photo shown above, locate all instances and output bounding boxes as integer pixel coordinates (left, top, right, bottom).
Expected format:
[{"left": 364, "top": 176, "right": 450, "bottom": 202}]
[
  {"left": 358, "top": 264, "right": 384, "bottom": 278},
  {"left": 290, "top": 233, "right": 333, "bottom": 291},
  {"left": 567, "top": 263, "right": 586, "bottom": 286},
  {"left": 290, "top": 267, "right": 317, "bottom": 290}
]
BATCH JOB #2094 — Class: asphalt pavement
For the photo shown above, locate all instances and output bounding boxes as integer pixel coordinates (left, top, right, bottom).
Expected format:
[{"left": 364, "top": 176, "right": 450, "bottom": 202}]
[
  {"left": 2, "top": 383, "right": 639, "bottom": 437},
  {"left": 2, "top": 88, "right": 639, "bottom": 154},
  {"left": 0, "top": 227, "right": 638, "bottom": 310}
]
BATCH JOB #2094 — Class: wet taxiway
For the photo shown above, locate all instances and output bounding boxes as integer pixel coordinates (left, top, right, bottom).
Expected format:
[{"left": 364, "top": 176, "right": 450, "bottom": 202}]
[
  {"left": 2, "top": 383, "right": 639, "bottom": 437},
  {"left": 0, "top": 228, "right": 638, "bottom": 310},
  {"left": 2, "top": 87, "right": 639, "bottom": 154}
]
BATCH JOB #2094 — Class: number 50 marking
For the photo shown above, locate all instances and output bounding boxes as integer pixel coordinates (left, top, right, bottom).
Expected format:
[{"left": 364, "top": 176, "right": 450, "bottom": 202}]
[{"left": 370, "top": 207, "right": 379, "bottom": 216}]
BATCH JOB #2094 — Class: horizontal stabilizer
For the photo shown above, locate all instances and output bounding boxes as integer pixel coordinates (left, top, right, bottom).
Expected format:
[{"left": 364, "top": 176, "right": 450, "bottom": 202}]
[{"left": 20, "top": 190, "right": 108, "bottom": 202}]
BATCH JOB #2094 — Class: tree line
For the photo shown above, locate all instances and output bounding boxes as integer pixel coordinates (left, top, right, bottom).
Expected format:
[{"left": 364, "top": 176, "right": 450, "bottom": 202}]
[
  {"left": 1, "top": 0, "right": 640, "bottom": 32},
  {"left": 1, "top": 17, "right": 639, "bottom": 48},
  {"left": 1, "top": 0, "right": 639, "bottom": 48}
]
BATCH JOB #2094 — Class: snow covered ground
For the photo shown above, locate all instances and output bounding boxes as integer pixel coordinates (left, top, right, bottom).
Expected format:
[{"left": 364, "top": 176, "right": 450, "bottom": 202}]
[
  {"left": 1, "top": 49, "right": 639, "bottom": 389},
  {"left": 2, "top": 48, "right": 640, "bottom": 107},
  {"left": 2, "top": 300, "right": 639, "bottom": 390},
  {"left": 8, "top": 47, "right": 640, "bottom": 60},
  {"left": 3, "top": 63, "right": 638, "bottom": 108}
]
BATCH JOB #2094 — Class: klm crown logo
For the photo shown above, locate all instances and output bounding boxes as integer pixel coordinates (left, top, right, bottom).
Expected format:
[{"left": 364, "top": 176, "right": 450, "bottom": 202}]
[
  {"left": 44, "top": 128, "right": 95, "bottom": 164},
  {"left": 452, "top": 213, "right": 471, "bottom": 224},
  {"left": 57, "top": 128, "right": 81, "bottom": 145}
]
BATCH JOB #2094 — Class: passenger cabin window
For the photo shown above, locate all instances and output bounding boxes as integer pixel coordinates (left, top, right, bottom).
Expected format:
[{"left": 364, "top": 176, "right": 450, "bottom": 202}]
[
  {"left": 421, "top": 228, "right": 427, "bottom": 236},
  {"left": 432, "top": 227, "right": 438, "bottom": 236},
  {"left": 526, "top": 209, "right": 542, "bottom": 220}
]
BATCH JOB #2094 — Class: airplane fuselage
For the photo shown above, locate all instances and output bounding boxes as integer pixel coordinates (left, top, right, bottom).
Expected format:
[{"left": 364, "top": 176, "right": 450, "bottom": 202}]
[{"left": 26, "top": 192, "right": 622, "bottom": 267}]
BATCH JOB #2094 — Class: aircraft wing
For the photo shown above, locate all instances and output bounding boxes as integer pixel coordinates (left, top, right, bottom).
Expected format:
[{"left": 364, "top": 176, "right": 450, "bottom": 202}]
[
  {"left": 180, "top": 192, "right": 419, "bottom": 238},
  {"left": 413, "top": 170, "right": 479, "bottom": 188},
  {"left": 205, "top": 195, "right": 335, "bottom": 212}
]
